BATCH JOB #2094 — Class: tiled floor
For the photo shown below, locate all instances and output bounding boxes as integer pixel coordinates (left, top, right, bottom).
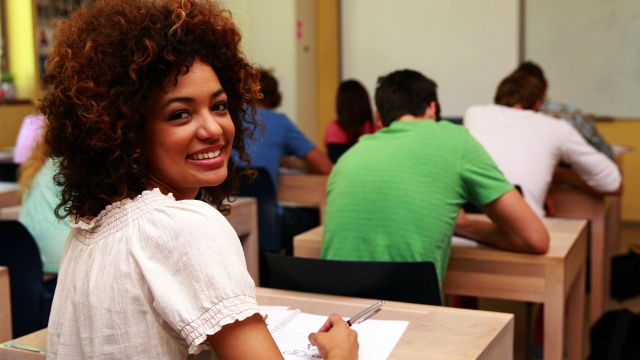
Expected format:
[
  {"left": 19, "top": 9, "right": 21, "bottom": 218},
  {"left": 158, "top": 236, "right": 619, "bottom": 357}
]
[{"left": 477, "top": 221, "right": 640, "bottom": 360}]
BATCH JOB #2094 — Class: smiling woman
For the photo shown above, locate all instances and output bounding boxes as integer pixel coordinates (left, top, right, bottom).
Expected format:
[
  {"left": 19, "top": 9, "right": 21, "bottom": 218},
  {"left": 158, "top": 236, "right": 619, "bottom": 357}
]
[{"left": 37, "top": 0, "right": 358, "bottom": 359}]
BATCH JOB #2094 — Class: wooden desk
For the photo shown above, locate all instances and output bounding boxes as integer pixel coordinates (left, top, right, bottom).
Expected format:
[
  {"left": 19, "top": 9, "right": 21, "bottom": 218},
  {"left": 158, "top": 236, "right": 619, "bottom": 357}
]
[
  {"left": 0, "top": 267, "right": 11, "bottom": 343},
  {"left": 0, "top": 151, "right": 13, "bottom": 163},
  {"left": 0, "top": 329, "right": 46, "bottom": 360},
  {"left": 0, "top": 287, "right": 514, "bottom": 359},
  {"left": 277, "top": 173, "right": 327, "bottom": 209},
  {"left": 257, "top": 287, "right": 513, "bottom": 359},
  {"left": 224, "top": 197, "right": 259, "bottom": 285},
  {"left": 0, "top": 182, "right": 18, "bottom": 209},
  {"left": 549, "top": 185, "right": 620, "bottom": 324},
  {"left": 0, "top": 205, "right": 20, "bottom": 220},
  {"left": 293, "top": 217, "right": 588, "bottom": 360}
]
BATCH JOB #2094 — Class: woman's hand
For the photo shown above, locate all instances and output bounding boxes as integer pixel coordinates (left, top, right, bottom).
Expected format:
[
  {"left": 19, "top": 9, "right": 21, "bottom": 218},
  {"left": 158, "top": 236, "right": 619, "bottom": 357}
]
[{"left": 308, "top": 313, "right": 359, "bottom": 360}]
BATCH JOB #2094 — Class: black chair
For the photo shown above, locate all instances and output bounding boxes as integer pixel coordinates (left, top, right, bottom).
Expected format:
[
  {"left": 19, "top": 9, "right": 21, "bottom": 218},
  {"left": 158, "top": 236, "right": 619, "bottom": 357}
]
[
  {"left": 0, "top": 220, "right": 56, "bottom": 338},
  {"left": 0, "top": 162, "right": 20, "bottom": 182},
  {"left": 237, "top": 167, "right": 283, "bottom": 286},
  {"left": 266, "top": 253, "right": 442, "bottom": 305},
  {"left": 326, "top": 143, "right": 355, "bottom": 164},
  {"left": 443, "top": 117, "right": 463, "bottom": 125}
]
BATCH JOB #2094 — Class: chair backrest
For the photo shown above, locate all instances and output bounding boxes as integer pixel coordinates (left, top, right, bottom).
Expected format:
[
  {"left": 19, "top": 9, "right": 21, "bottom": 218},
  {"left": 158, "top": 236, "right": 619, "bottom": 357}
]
[
  {"left": 266, "top": 254, "right": 442, "bottom": 305},
  {"left": 326, "top": 143, "right": 355, "bottom": 163},
  {"left": 0, "top": 220, "right": 53, "bottom": 337},
  {"left": 237, "top": 167, "right": 282, "bottom": 254},
  {"left": 0, "top": 162, "right": 19, "bottom": 182}
]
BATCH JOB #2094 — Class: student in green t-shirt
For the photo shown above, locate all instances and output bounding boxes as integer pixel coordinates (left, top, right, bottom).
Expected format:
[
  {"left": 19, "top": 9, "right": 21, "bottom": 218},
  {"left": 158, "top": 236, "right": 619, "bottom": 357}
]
[{"left": 321, "top": 69, "right": 549, "bottom": 288}]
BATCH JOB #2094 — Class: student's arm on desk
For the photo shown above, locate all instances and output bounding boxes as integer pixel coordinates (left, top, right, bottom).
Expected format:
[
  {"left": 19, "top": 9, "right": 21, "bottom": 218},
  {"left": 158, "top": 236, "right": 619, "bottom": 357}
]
[
  {"left": 207, "top": 312, "right": 358, "bottom": 360},
  {"left": 553, "top": 166, "right": 623, "bottom": 196},
  {"left": 280, "top": 148, "right": 333, "bottom": 175},
  {"left": 454, "top": 189, "right": 550, "bottom": 254},
  {"left": 558, "top": 126, "right": 623, "bottom": 196},
  {"left": 303, "top": 148, "right": 333, "bottom": 174}
]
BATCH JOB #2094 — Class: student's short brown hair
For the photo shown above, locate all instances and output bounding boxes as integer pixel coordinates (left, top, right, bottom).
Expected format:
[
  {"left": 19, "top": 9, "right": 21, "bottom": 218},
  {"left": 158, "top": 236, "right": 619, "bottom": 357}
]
[
  {"left": 375, "top": 69, "right": 440, "bottom": 126},
  {"left": 515, "top": 61, "right": 547, "bottom": 88},
  {"left": 494, "top": 72, "right": 545, "bottom": 110}
]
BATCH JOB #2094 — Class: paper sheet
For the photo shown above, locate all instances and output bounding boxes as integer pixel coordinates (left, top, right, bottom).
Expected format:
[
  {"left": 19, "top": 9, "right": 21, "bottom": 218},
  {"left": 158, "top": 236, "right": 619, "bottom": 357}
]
[{"left": 260, "top": 307, "right": 409, "bottom": 360}]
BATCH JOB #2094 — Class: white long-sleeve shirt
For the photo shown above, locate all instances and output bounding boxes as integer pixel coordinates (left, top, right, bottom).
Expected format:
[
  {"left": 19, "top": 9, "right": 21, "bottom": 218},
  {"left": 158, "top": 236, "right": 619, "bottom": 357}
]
[{"left": 464, "top": 104, "right": 621, "bottom": 217}]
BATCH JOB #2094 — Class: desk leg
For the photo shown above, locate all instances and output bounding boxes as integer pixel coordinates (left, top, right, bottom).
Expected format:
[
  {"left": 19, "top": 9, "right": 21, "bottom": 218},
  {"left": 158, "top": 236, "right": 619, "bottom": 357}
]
[
  {"left": 590, "top": 214, "right": 606, "bottom": 325},
  {"left": 544, "top": 263, "right": 565, "bottom": 360},
  {"left": 0, "top": 268, "right": 12, "bottom": 342},
  {"left": 566, "top": 263, "right": 586, "bottom": 360},
  {"left": 603, "top": 196, "right": 622, "bottom": 313}
]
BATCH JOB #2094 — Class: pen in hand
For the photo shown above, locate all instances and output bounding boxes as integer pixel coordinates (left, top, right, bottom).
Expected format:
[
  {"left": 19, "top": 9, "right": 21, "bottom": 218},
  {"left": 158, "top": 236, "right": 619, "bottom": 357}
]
[{"left": 347, "top": 300, "right": 385, "bottom": 326}]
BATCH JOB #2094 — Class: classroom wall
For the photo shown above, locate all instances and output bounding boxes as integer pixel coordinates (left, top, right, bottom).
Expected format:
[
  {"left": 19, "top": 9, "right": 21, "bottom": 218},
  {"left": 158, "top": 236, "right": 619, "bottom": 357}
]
[
  {"left": 596, "top": 120, "right": 640, "bottom": 222},
  {"left": 315, "top": 0, "right": 340, "bottom": 149},
  {"left": 340, "top": 0, "right": 520, "bottom": 118},
  {"left": 219, "top": 0, "right": 298, "bottom": 123},
  {"left": 5, "top": 0, "right": 38, "bottom": 100},
  {"left": 0, "top": 103, "right": 36, "bottom": 149},
  {"left": 526, "top": 0, "right": 640, "bottom": 118}
]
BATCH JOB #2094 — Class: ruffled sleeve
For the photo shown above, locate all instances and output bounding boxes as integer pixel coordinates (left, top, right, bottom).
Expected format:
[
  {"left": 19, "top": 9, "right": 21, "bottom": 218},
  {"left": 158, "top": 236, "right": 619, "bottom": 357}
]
[{"left": 129, "top": 198, "right": 259, "bottom": 354}]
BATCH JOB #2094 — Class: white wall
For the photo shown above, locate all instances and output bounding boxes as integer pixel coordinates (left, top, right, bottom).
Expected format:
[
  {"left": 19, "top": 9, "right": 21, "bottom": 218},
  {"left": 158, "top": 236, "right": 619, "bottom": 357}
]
[
  {"left": 526, "top": 0, "right": 640, "bottom": 118},
  {"left": 219, "top": 0, "right": 298, "bottom": 120},
  {"left": 213, "top": 1, "right": 640, "bottom": 120},
  {"left": 341, "top": 0, "right": 520, "bottom": 118}
]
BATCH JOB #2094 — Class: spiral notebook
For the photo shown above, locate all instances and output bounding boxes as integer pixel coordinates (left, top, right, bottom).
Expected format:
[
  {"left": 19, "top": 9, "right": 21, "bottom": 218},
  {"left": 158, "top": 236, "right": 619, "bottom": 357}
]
[{"left": 260, "top": 306, "right": 409, "bottom": 359}]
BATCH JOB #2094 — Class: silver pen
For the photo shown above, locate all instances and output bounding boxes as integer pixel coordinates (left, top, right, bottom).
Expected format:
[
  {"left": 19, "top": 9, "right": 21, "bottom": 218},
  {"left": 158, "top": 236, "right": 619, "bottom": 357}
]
[{"left": 347, "top": 300, "right": 385, "bottom": 326}]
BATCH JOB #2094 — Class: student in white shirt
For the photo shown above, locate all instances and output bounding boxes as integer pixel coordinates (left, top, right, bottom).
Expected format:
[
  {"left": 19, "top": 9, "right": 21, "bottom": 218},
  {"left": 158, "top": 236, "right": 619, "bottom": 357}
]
[{"left": 464, "top": 71, "right": 622, "bottom": 217}]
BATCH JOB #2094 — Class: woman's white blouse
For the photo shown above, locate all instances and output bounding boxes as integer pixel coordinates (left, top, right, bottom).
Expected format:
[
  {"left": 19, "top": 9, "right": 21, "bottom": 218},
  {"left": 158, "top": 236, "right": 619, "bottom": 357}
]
[{"left": 47, "top": 189, "right": 258, "bottom": 359}]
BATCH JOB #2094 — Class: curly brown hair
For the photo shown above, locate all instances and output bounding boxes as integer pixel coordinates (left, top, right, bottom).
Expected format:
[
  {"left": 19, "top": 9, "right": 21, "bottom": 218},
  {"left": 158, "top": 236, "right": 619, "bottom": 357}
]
[{"left": 39, "top": 0, "right": 261, "bottom": 218}]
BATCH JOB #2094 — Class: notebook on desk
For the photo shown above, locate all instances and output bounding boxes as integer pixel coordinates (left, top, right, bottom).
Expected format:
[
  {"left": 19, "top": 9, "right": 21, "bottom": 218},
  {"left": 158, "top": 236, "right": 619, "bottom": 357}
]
[{"left": 260, "top": 306, "right": 409, "bottom": 360}]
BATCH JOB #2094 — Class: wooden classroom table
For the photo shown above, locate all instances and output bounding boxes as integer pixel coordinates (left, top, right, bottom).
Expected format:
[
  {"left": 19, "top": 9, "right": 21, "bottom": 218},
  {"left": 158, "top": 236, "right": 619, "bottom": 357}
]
[
  {"left": 258, "top": 287, "right": 514, "bottom": 359},
  {"left": 0, "top": 287, "right": 514, "bottom": 359},
  {"left": 548, "top": 185, "right": 620, "bottom": 325},
  {"left": 277, "top": 172, "right": 327, "bottom": 208},
  {"left": 0, "top": 328, "right": 46, "bottom": 360},
  {"left": 293, "top": 216, "right": 588, "bottom": 360},
  {"left": 0, "top": 267, "right": 11, "bottom": 343},
  {"left": 0, "top": 182, "right": 18, "bottom": 209}
]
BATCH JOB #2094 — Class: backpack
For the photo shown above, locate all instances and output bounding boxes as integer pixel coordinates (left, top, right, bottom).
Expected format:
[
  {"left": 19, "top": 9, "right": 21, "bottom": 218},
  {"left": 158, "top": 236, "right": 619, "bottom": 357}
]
[
  {"left": 589, "top": 309, "right": 640, "bottom": 360},
  {"left": 610, "top": 245, "right": 640, "bottom": 302}
]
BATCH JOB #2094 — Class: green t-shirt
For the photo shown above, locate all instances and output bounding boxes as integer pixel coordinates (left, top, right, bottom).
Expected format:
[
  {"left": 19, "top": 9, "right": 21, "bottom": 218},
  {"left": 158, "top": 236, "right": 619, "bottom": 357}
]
[{"left": 321, "top": 120, "right": 513, "bottom": 286}]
